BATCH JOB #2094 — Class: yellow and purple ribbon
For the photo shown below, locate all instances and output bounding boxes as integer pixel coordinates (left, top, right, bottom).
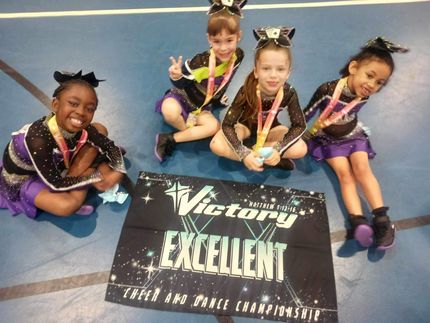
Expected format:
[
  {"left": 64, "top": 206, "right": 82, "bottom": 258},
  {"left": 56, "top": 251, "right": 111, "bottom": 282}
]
[
  {"left": 47, "top": 115, "right": 88, "bottom": 169},
  {"left": 253, "top": 84, "right": 284, "bottom": 152},
  {"left": 309, "top": 77, "right": 361, "bottom": 135}
]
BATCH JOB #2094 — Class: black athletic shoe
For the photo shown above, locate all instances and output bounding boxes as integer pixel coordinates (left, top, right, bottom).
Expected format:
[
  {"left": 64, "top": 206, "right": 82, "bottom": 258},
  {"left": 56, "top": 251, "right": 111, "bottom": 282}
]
[
  {"left": 349, "top": 215, "right": 373, "bottom": 247},
  {"left": 373, "top": 215, "right": 396, "bottom": 250},
  {"left": 154, "top": 133, "right": 176, "bottom": 162},
  {"left": 276, "top": 158, "right": 295, "bottom": 170}
]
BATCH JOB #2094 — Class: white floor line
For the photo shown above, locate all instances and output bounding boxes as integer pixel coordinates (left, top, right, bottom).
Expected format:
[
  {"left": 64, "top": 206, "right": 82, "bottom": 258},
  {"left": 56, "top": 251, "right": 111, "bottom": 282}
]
[{"left": 0, "top": 0, "right": 429, "bottom": 19}]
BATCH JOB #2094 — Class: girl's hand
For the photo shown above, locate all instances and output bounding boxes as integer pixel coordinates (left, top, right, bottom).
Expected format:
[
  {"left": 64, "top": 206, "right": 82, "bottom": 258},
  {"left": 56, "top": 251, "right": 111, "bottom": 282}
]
[
  {"left": 168, "top": 56, "right": 183, "bottom": 81},
  {"left": 243, "top": 152, "right": 264, "bottom": 172},
  {"left": 263, "top": 149, "right": 281, "bottom": 166},
  {"left": 93, "top": 164, "right": 124, "bottom": 192},
  {"left": 220, "top": 94, "right": 229, "bottom": 106}
]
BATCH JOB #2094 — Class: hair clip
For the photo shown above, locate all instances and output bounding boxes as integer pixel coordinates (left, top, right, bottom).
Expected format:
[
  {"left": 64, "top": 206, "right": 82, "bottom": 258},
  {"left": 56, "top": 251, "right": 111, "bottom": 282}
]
[
  {"left": 53, "top": 70, "right": 104, "bottom": 87},
  {"left": 363, "top": 36, "right": 409, "bottom": 53},
  {"left": 207, "top": 0, "right": 247, "bottom": 18},
  {"left": 253, "top": 26, "right": 295, "bottom": 49}
]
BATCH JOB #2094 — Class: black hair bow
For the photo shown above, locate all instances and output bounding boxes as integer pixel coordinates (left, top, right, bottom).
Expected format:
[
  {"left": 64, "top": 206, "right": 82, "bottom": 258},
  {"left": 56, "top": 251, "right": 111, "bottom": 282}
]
[
  {"left": 253, "top": 26, "right": 295, "bottom": 49},
  {"left": 363, "top": 37, "right": 409, "bottom": 53},
  {"left": 207, "top": 0, "right": 247, "bottom": 17},
  {"left": 53, "top": 70, "right": 104, "bottom": 87}
]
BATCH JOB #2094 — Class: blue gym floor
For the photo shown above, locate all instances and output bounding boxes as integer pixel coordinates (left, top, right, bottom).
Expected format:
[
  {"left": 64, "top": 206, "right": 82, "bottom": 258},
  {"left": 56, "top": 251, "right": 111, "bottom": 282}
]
[{"left": 1, "top": 1, "right": 429, "bottom": 322}]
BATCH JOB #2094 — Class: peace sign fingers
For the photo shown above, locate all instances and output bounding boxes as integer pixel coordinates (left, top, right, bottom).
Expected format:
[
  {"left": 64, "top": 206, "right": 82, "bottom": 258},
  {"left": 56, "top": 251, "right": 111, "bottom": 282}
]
[
  {"left": 168, "top": 56, "right": 183, "bottom": 80},
  {"left": 169, "top": 56, "right": 183, "bottom": 67}
]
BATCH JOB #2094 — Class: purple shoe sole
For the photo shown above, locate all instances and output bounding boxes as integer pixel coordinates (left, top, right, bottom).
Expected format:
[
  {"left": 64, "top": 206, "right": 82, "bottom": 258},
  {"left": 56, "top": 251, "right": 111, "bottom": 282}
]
[
  {"left": 376, "top": 227, "right": 396, "bottom": 251},
  {"left": 354, "top": 224, "right": 374, "bottom": 248},
  {"left": 76, "top": 204, "right": 94, "bottom": 216},
  {"left": 154, "top": 134, "right": 163, "bottom": 162}
]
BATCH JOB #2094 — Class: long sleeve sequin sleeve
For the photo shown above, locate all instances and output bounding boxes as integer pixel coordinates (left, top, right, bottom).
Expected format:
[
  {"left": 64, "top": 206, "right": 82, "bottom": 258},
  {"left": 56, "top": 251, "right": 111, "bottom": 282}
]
[
  {"left": 277, "top": 86, "right": 306, "bottom": 154},
  {"left": 303, "top": 81, "right": 333, "bottom": 122},
  {"left": 25, "top": 124, "right": 102, "bottom": 192},
  {"left": 221, "top": 86, "right": 252, "bottom": 160},
  {"left": 85, "top": 125, "right": 126, "bottom": 174}
]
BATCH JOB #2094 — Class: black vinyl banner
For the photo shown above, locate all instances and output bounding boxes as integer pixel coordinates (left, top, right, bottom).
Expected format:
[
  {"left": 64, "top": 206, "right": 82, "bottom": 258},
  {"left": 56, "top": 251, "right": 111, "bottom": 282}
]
[{"left": 105, "top": 171, "right": 338, "bottom": 322}]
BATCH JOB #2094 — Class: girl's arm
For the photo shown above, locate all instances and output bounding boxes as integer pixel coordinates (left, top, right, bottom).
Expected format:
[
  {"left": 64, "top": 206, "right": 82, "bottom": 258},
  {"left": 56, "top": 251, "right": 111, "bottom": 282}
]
[
  {"left": 85, "top": 125, "right": 126, "bottom": 174},
  {"left": 276, "top": 87, "right": 306, "bottom": 154},
  {"left": 169, "top": 51, "right": 208, "bottom": 89},
  {"left": 302, "top": 82, "right": 331, "bottom": 122},
  {"left": 221, "top": 86, "right": 252, "bottom": 160},
  {"left": 25, "top": 130, "right": 101, "bottom": 192}
]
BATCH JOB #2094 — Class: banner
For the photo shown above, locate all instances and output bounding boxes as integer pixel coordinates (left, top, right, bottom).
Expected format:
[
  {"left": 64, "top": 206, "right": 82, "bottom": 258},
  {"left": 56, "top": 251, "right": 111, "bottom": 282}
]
[{"left": 105, "top": 171, "right": 338, "bottom": 322}]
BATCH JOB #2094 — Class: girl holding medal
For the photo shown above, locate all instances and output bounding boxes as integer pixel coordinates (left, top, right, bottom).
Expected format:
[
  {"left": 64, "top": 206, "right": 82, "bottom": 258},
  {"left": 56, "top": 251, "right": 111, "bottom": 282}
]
[
  {"left": 303, "top": 37, "right": 408, "bottom": 250},
  {"left": 210, "top": 26, "right": 307, "bottom": 172},
  {"left": 0, "top": 71, "right": 126, "bottom": 218},
  {"left": 154, "top": 0, "right": 246, "bottom": 162}
]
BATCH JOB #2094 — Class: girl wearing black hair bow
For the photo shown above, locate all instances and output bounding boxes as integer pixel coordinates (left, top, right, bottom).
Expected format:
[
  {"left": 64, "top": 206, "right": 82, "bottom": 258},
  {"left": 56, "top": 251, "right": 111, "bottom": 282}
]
[
  {"left": 210, "top": 26, "right": 307, "bottom": 172},
  {"left": 303, "top": 37, "right": 408, "bottom": 250},
  {"left": 0, "top": 71, "right": 126, "bottom": 218},
  {"left": 154, "top": 0, "right": 246, "bottom": 162}
]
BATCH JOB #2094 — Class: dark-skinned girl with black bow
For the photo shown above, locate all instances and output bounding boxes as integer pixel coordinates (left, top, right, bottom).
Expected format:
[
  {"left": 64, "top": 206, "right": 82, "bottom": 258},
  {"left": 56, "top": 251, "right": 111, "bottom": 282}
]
[{"left": 0, "top": 71, "right": 126, "bottom": 217}]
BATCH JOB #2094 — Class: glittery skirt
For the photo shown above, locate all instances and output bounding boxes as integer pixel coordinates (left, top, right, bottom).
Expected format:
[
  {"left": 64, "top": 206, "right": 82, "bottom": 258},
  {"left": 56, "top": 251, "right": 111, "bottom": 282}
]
[
  {"left": 0, "top": 162, "right": 48, "bottom": 218},
  {"left": 306, "top": 128, "right": 376, "bottom": 161}
]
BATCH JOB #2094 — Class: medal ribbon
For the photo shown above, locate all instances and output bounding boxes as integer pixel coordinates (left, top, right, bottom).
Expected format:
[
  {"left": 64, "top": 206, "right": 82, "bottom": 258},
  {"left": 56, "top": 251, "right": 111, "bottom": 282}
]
[
  {"left": 309, "top": 77, "right": 361, "bottom": 135},
  {"left": 192, "top": 48, "right": 237, "bottom": 116},
  {"left": 253, "top": 84, "right": 284, "bottom": 152},
  {"left": 47, "top": 115, "right": 88, "bottom": 169}
]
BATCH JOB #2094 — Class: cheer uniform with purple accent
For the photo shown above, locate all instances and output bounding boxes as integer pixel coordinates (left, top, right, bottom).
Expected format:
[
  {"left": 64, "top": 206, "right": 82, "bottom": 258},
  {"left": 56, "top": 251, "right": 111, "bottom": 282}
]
[
  {"left": 303, "top": 79, "right": 375, "bottom": 161},
  {"left": 0, "top": 114, "right": 126, "bottom": 218},
  {"left": 155, "top": 48, "right": 244, "bottom": 118}
]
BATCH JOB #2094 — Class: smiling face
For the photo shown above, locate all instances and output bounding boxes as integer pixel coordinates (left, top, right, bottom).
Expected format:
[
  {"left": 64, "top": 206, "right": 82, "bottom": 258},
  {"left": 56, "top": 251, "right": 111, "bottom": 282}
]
[
  {"left": 51, "top": 82, "right": 97, "bottom": 133},
  {"left": 347, "top": 58, "right": 392, "bottom": 97},
  {"left": 207, "top": 29, "right": 241, "bottom": 62},
  {"left": 254, "top": 47, "right": 291, "bottom": 96}
]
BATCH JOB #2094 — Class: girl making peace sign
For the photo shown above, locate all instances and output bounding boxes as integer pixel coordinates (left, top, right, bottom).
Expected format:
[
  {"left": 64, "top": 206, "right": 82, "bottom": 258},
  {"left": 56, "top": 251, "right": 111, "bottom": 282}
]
[{"left": 154, "top": 0, "right": 246, "bottom": 162}]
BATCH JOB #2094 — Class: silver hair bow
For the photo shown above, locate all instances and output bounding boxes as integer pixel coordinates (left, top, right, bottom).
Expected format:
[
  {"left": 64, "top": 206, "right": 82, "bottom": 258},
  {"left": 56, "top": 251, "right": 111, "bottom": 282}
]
[{"left": 253, "top": 26, "right": 295, "bottom": 49}]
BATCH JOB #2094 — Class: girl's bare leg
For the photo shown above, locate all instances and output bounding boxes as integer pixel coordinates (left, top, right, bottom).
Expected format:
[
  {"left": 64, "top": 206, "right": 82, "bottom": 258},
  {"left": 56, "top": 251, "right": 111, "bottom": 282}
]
[
  {"left": 326, "top": 156, "right": 363, "bottom": 215},
  {"left": 161, "top": 98, "right": 187, "bottom": 131},
  {"left": 34, "top": 189, "right": 89, "bottom": 217},
  {"left": 350, "top": 151, "right": 384, "bottom": 209},
  {"left": 210, "top": 123, "right": 251, "bottom": 161},
  {"left": 173, "top": 111, "right": 220, "bottom": 142}
]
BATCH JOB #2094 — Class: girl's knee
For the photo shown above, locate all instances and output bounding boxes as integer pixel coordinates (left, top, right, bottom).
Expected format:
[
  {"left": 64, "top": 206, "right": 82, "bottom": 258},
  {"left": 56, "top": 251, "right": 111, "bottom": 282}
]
[
  {"left": 284, "top": 139, "right": 307, "bottom": 158},
  {"left": 161, "top": 99, "right": 181, "bottom": 117},
  {"left": 295, "top": 140, "right": 308, "bottom": 157},
  {"left": 353, "top": 163, "right": 373, "bottom": 179},
  {"left": 210, "top": 136, "right": 222, "bottom": 155},
  {"left": 336, "top": 170, "right": 356, "bottom": 185},
  {"left": 210, "top": 132, "right": 226, "bottom": 156}
]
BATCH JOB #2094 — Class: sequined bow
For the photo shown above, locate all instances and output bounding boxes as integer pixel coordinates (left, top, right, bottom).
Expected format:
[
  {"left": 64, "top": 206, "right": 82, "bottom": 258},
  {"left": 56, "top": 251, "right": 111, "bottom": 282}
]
[
  {"left": 363, "top": 36, "right": 409, "bottom": 53},
  {"left": 253, "top": 26, "right": 295, "bottom": 49},
  {"left": 53, "top": 70, "right": 104, "bottom": 87},
  {"left": 207, "top": 0, "right": 247, "bottom": 17}
]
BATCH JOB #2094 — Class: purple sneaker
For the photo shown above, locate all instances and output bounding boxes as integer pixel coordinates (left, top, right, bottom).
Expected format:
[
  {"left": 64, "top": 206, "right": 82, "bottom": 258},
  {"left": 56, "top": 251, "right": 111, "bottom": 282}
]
[
  {"left": 354, "top": 224, "right": 374, "bottom": 248},
  {"left": 154, "top": 133, "right": 176, "bottom": 162},
  {"left": 76, "top": 204, "right": 94, "bottom": 216},
  {"left": 350, "top": 215, "right": 374, "bottom": 248}
]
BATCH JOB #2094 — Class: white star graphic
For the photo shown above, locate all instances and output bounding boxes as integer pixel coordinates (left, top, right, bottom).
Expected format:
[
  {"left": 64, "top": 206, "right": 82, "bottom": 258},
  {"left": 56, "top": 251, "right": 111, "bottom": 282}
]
[{"left": 141, "top": 192, "right": 154, "bottom": 204}]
